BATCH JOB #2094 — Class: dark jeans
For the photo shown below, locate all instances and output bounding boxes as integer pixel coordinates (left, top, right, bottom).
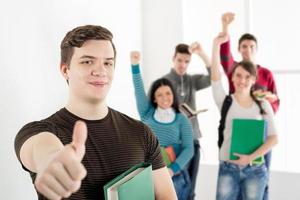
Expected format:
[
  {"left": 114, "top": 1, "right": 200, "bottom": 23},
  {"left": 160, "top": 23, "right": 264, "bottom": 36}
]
[
  {"left": 187, "top": 140, "right": 200, "bottom": 200},
  {"left": 237, "top": 151, "right": 271, "bottom": 200}
]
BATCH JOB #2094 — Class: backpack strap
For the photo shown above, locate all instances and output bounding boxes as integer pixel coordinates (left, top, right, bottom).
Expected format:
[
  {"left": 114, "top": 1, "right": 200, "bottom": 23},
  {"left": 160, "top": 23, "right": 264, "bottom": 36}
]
[{"left": 218, "top": 95, "right": 233, "bottom": 148}]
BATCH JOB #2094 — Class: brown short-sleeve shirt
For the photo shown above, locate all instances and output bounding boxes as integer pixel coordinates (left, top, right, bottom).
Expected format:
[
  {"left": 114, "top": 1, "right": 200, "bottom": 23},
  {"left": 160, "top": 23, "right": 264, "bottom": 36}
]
[{"left": 15, "top": 108, "right": 165, "bottom": 200}]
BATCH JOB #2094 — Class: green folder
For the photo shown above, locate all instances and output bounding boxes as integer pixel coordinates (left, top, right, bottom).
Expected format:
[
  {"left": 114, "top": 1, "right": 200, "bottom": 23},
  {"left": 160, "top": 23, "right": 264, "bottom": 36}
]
[
  {"left": 230, "top": 119, "right": 266, "bottom": 165},
  {"left": 103, "top": 162, "right": 154, "bottom": 200}
]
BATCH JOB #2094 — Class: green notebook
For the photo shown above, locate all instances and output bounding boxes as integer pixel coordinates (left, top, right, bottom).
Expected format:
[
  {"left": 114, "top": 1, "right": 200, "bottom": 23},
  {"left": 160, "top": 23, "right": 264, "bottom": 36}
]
[
  {"left": 230, "top": 119, "right": 266, "bottom": 165},
  {"left": 103, "top": 162, "right": 154, "bottom": 200}
]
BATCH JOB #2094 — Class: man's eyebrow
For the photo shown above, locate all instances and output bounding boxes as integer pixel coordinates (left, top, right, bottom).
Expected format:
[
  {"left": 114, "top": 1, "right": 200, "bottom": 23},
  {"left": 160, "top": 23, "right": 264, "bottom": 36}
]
[
  {"left": 105, "top": 57, "right": 115, "bottom": 61},
  {"left": 79, "top": 55, "right": 96, "bottom": 59},
  {"left": 79, "top": 55, "right": 114, "bottom": 60}
]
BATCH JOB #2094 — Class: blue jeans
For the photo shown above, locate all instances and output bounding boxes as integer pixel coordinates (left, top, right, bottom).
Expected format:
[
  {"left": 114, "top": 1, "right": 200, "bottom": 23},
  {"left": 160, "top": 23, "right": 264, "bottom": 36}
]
[
  {"left": 237, "top": 152, "right": 271, "bottom": 200},
  {"left": 172, "top": 168, "right": 192, "bottom": 200},
  {"left": 262, "top": 151, "right": 271, "bottom": 200},
  {"left": 216, "top": 161, "right": 268, "bottom": 200}
]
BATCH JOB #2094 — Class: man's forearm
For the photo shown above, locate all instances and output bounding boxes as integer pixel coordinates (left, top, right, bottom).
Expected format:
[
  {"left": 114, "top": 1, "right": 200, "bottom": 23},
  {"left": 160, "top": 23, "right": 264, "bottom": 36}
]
[
  {"left": 197, "top": 52, "right": 211, "bottom": 67},
  {"left": 20, "top": 132, "right": 64, "bottom": 172}
]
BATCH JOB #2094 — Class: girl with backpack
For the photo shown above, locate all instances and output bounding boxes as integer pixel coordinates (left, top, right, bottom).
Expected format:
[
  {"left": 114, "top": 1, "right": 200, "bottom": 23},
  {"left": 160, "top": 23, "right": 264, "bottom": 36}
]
[{"left": 211, "top": 33, "right": 278, "bottom": 200}]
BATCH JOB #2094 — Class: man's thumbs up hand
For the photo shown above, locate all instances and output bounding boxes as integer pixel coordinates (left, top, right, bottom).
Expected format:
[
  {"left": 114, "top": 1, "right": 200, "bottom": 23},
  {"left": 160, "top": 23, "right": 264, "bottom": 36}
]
[
  {"left": 35, "top": 121, "right": 88, "bottom": 200},
  {"left": 71, "top": 120, "right": 87, "bottom": 161}
]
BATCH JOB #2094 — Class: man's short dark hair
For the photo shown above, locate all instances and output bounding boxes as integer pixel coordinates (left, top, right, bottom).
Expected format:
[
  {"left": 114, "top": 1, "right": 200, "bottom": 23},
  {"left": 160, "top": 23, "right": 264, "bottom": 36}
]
[
  {"left": 173, "top": 43, "right": 191, "bottom": 57},
  {"left": 60, "top": 25, "right": 116, "bottom": 66},
  {"left": 238, "top": 33, "right": 257, "bottom": 48}
]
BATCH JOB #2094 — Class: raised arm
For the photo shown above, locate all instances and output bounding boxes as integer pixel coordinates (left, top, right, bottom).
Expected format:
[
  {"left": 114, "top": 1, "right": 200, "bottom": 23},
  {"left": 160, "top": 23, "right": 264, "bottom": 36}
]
[
  {"left": 220, "top": 12, "right": 236, "bottom": 74},
  {"left": 189, "top": 41, "right": 211, "bottom": 68},
  {"left": 222, "top": 12, "right": 235, "bottom": 34},
  {"left": 189, "top": 42, "right": 212, "bottom": 90},
  {"left": 212, "top": 33, "right": 229, "bottom": 81},
  {"left": 130, "top": 51, "right": 152, "bottom": 119},
  {"left": 18, "top": 121, "right": 87, "bottom": 200}
]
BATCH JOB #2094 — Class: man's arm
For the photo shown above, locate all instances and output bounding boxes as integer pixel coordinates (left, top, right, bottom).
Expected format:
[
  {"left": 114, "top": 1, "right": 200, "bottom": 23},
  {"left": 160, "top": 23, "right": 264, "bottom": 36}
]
[
  {"left": 222, "top": 12, "right": 235, "bottom": 34},
  {"left": 267, "top": 72, "right": 280, "bottom": 113},
  {"left": 189, "top": 41, "right": 211, "bottom": 67},
  {"left": 189, "top": 42, "right": 212, "bottom": 90},
  {"left": 153, "top": 167, "right": 177, "bottom": 200},
  {"left": 252, "top": 70, "right": 280, "bottom": 113},
  {"left": 220, "top": 12, "right": 235, "bottom": 75},
  {"left": 19, "top": 121, "right": 87, "bottom": 200}
]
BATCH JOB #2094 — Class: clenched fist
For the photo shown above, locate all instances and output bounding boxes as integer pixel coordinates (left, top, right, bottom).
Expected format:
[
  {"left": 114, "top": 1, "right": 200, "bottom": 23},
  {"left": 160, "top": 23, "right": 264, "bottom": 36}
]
[{"left": 130, "top": 51, "right": 141, "bottom": 65}]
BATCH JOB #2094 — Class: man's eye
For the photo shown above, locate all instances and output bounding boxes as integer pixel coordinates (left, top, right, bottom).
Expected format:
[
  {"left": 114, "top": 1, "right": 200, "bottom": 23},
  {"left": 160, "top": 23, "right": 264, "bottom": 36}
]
[
  {"left": 105, "top": 62, "right": 113, "bottom": 67},
  {"left": 80, "top": 60, "right": 93, "bottom": 65}
]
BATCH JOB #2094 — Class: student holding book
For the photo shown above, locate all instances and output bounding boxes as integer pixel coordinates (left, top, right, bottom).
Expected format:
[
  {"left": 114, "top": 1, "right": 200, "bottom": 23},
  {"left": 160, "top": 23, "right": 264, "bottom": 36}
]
[
  {"left": 211, "top": 32, "right": 278, "bottom": 200},
  {"left": 220, "top": 12, "right": 280, "bottom": 200},
  {"left": 130, "top": 51, "right": 194, "bottom": 200},
  {"left": 14, "top": 25, "right": 177, "bottom": 200},
  {"left": 163, "top": 42, "right": 211, "bottom": 200}
]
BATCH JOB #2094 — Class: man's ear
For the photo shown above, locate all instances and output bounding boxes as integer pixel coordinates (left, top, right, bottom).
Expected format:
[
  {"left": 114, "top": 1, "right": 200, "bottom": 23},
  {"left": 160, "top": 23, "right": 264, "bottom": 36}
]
[
  {"left": 60, "top": 63, "right": 69, "bottom": 80},
  {"left": 172, "top": 54, "right": 176, "bottom": 62}
]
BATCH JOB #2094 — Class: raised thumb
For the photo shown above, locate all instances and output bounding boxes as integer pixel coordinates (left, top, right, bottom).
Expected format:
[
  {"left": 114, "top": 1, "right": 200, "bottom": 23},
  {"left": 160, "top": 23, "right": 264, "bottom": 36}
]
[{"left": 71, "top": 120, "right": 88, "bottom": 160}]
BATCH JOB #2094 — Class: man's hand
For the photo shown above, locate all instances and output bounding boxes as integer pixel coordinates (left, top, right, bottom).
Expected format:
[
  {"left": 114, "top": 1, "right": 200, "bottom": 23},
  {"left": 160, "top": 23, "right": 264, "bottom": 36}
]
[
  {"left": 130, "top": 51, "right": 141, "bottom": 65},
  {"left": 34, "top": 121, "right": 88, "bottom": 200},
  {"left": 189, "top": 42, "right": 203, "bottom": 55},
  {"left": 222, "top": 12, "right": 235, "bottom": 33},
  {"left": 189, "top": 42, "right": 211, "bottom": 66},
  {"left": 167, "top": 168, "right": 174, "bottom": 177}
]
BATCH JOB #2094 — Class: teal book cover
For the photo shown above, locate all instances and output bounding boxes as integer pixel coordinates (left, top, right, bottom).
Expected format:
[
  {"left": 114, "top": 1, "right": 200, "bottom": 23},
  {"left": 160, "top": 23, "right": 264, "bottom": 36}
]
[
  {"left": 104, "top": 162, "right": 154, "bottom": 200},
  {"left": 230, "top": 119, "right": 266, "bottom": 164}
]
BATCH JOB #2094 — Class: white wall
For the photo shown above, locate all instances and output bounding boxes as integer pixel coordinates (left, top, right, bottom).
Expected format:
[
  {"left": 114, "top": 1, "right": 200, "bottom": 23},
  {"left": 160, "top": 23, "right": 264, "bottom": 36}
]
[
  {"left": 141, "top": 0, "right": 184, "bottom": 88},
  {"left": 0, "top": 0, "right": 141, "bottom": 199}
]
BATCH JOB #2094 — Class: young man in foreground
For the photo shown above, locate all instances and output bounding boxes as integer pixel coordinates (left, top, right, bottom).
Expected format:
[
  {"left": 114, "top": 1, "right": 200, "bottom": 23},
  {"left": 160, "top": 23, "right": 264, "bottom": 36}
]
[{"left": 14, "top": 25, "right": 177, "bottom": 200}]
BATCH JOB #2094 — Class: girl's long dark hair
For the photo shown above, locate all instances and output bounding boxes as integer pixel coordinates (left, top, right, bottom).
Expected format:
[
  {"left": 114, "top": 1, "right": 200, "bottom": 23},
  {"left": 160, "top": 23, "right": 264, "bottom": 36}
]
[
  {"left": 149, "top": 78, "right": 180, "bottom": 113},
  {"left": 232, "top": 61, "right": 266, "bottom": 115}
]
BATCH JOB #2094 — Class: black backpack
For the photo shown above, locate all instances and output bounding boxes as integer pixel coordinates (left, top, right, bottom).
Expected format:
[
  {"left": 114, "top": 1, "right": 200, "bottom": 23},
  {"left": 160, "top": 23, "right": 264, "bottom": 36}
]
[{"left": 218, "top": 95, "right": 233, "bottom": 148}]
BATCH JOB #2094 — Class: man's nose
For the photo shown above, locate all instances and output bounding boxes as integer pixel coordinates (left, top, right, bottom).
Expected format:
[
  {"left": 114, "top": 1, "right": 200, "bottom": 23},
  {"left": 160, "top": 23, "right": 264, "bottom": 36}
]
[{"left": 92, "top": 63, "right": 106, "bottom": 76}]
